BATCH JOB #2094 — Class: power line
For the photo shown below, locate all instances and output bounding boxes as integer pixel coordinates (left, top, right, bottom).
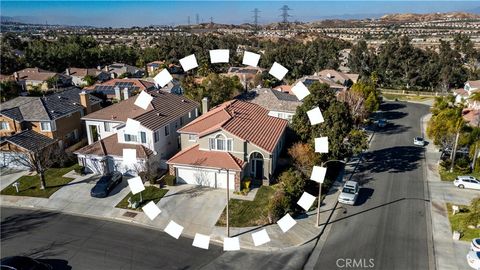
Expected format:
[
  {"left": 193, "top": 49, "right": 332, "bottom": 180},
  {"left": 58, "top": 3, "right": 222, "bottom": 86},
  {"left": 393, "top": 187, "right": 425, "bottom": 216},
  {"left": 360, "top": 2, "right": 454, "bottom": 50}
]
[{"left": 279, "top": 5, "right": 291, "bottom": 24}]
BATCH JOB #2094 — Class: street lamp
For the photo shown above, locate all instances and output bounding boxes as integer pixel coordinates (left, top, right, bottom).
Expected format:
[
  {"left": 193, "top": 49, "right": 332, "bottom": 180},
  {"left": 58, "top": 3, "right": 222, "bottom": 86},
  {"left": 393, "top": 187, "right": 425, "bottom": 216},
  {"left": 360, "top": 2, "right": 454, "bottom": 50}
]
[
  {"left": 316, "top": 159, "right": 346, "bottom": 227},
  {"left": 221, "top": 168, "right": 230, "bottom": 237}
]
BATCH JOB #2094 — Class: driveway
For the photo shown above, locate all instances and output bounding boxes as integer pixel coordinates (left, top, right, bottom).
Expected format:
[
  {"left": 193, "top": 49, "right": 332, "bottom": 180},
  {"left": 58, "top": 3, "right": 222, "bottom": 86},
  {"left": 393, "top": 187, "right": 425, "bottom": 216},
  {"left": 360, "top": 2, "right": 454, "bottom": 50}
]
[
  {"left": 157, "top": 184, "right": 227, "bottom": 235},
  {"left": 429, "top": 181, "right": 479, "bottom": 205},
  {"left": 37, "top": 172, "right": 132, "bottom": 216}
]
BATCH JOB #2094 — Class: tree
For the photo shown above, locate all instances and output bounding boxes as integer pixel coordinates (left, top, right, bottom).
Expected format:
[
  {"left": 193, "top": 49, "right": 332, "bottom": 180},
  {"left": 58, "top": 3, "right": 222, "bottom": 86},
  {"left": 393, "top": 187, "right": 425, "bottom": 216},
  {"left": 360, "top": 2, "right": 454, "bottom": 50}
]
[
  {"left": 46, "top": 76, "right": 59, "bottom": 89},
  {"left": 278, "top": 169, "right": 306, "bottom": 213},
  {"left": 337, "top": 89, "right": 367, "bottom": 125},
  {"left": 83, "top": 75, "right": 96, "bottom": 86},
  {"left": 288, "top": 142, "right": 318, "bottom": 176},
  {"left": 0, "top": 81, "right": 21, "bottom": 102},
  {"left": 183, "top": 73, "right": 243, "bottom": 107},
  {"left": 348, "top": 40, "right": 375, "bottom": 77}
]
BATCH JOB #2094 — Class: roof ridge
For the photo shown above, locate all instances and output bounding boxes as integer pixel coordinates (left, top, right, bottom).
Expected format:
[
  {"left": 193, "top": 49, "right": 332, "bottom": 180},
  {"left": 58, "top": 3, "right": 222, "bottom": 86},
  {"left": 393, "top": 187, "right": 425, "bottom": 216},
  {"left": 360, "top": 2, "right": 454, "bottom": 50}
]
[
  {"left": 226, "top": 152, "right": 243, "bottom": 170},
  {"left": 168, "top": 144, "right": 199, "bottom": 160}
]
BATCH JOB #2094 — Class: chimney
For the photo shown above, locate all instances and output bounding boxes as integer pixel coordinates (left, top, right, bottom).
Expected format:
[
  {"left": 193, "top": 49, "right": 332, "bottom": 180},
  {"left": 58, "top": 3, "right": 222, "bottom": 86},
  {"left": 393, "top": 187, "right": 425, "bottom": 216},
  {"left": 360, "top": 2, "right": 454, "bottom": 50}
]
[
  {"left": 202, "top": 97, "right": 209, "bottom": 114},
  {"left": 97, "top": 65, "right": 101, "bottom": 70},
  {"left": 66, "top": 68, "right": 70, "bottom": 76},
  {"left": 123, "top": 87, "right": 129, "bottom": 100},
  {"left": 104, "top": 65, "right": 109, "bottom": 72},
  {"left": 110, "top": 73, "right": 116, "bottom": 79},
  {"left": 79, "top": 91, "right": 92, "bottom": 114},
  {"left": 13, "top": 72, "right": 19, "bottom": 81},
  {"left": 114, "top": 86, "right": 121, "bottom": 100}
]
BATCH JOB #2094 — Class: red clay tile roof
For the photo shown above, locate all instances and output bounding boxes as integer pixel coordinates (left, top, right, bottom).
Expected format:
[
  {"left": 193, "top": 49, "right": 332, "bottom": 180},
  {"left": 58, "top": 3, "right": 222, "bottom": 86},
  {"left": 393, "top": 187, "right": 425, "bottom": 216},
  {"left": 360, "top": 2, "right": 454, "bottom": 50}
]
[
  {"left": 454, "top": 88, "right": 468, "bottom": 96},
  {"left": 84, "top": 78, "right": 155, "bottom": 91},
  {"left": 463, "top": 109, "right": 480, "bottom": 126},
  {"left": 74, "top": 133, "right": 153, "bottom": 158},
  {"left": 82, "top": 90, "right": 199, "bottom": 131},
  {"left": 15, "top": 67, "right": 61, "bottom": 81},
  {"left": 274, "top": 85, "right": 293, "bottom": 94},
  {"left": 167, "top": 145, "right": 245, "bottom": 171},
  {"left": 467, "top": 80, "right": 480, "bottom": 89},
  {"left": 179, "top": 100, "right": 288, "bottom": 153}
]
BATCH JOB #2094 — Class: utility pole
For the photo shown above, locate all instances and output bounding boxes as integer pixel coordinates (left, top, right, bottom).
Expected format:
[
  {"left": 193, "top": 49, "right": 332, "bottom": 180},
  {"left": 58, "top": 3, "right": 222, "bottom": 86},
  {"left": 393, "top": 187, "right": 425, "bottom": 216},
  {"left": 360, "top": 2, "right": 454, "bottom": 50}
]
[
  {"left": 252, "top": 8, "right": 260, "bottom": 30},
  {"left": 280, "top": 5, "right": 291, "bottom": 24},
  {"left": 450, "top": 120, "right": 463, "bottom": 173}
]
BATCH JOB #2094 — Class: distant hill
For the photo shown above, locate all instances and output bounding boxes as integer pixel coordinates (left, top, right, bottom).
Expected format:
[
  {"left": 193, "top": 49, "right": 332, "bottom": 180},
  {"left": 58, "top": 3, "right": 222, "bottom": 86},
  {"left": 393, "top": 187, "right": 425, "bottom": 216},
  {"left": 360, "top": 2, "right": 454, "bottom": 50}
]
[{"left": 379, "top": 12, "right": 480, "bottom": 22}]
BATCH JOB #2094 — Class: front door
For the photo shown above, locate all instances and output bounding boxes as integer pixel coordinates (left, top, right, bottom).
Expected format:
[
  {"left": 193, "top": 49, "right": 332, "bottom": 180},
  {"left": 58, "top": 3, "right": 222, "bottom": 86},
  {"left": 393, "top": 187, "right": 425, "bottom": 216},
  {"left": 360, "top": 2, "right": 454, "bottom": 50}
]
[{"left": 255, "top": 159, "right": 263, "bottom": 179}]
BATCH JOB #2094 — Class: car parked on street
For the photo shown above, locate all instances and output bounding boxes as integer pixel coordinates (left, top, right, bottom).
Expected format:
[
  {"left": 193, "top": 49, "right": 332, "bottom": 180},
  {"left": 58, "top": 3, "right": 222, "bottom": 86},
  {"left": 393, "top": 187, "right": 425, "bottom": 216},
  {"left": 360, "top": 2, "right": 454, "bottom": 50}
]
[
  {"left": 338, "top": 181, "right": 359, "bottom": 205},
  {"left": 453, "top": 176, "right": 480, "bottom": 190},
  {"left": 472, "top": 238, "right": 480, "bottom": 252},
  {"left": 413, "top": 137, "right": 425, "bottom": 146},
  {"left": 0, "top": 256, "right": 52, "bottom": 270},
  {"left": 467, "top": 250, "right": 480, "bottom": 270},
  {"left": 90, "top": 171, "right": 123, "bottom": 198}
]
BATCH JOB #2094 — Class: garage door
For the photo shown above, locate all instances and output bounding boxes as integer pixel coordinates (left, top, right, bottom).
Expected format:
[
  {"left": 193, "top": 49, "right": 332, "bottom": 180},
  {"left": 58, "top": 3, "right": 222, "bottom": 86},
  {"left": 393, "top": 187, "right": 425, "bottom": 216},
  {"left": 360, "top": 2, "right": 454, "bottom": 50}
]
[
  {"left": 0, "top": 151, "right": 30, "bottom": 170},
  {"left": 176, "top": 167, "right": 235, "bottom": 190}
]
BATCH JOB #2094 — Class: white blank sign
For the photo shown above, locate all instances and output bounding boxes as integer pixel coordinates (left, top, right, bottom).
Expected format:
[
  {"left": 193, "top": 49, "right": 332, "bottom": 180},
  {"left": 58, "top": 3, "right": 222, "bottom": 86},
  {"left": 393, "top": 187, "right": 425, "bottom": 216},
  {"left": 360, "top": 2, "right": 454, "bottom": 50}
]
[
  {"left": 127, "top": 176, "right": 145, "bottom": 195},
  {"left": 297, "top": 192, "right": 316, "bottom": 211},
  {"left": 310, "top": 166, "right": 327, "bottom": 183},
  {"left": 307, "top": 107, "right": 324, "bottom": 125},
  {"left": 142, "top": 201, "right": 161, "bottom": 220},
  {"left": 192, "top": 233, "right": 210, "bottom": 250},
  {"left": 269, "top": 62, "right": 288, "bottom": 81},
  {"left": 242, "top": 51, "right": 261, "bottom": 67},
  {"left": 124, "top": 118, "right": 141, "bottom": 135},
  {"left": 122, "top": 148, "right": 137, "bottom": 164},
  {"left": 209, "top": 49, "right": 229, "bottom": 63},
  {"left": 315, "top": 137, "right": 329, "bottom": 153},
  {"left": 223, "top": 237, "right": 240, "bottom": 251},
  {"left": 291, "top": 81, "right": 310, "bottom": 101},
  {"left": 251, "top": 229, "right": 270, "bottom": 246},
  {"left": 154, "top": 69, "right": 173, "bottom": 88},
  {"left": 164, "top": 220, "right": 184, "bottom": 239},
  {"left": 179, "top": 54, "right": 198, "bottom": 72},
  {"left": 277, "top": 213, "right": 296, "bottom": 233},
  {"left": 134, "top": 91, "right": 153, "bottom": 110}
]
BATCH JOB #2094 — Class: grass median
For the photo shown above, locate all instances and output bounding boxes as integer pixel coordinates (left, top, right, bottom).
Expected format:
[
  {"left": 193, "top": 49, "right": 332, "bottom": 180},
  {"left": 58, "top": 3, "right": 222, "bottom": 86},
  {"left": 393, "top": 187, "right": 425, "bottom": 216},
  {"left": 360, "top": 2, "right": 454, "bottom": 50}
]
[
  {"left": 446, "top": 202, "right": 480, "bottom": 242},
  {"left": 116, "top": 186, "right": 168, "bottom": 210},
  {"left": 0, "top": 164, "right": 80, "bottom": 198}
]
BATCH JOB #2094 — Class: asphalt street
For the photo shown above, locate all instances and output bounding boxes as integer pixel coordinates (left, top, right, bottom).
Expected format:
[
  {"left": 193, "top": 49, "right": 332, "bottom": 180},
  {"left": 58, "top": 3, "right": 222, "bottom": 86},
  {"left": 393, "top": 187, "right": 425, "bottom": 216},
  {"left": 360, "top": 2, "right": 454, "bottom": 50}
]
[{"left": 313, "top": 101, "right": 433, "bottom": 270}]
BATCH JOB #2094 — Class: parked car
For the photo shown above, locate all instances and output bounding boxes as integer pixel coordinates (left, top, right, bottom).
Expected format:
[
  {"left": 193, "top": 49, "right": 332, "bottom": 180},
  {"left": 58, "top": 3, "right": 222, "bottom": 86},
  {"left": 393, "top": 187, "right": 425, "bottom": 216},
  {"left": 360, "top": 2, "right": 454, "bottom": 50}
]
[
  {"left": 472, "top": 238, "right": 480, "bottom": 252},
  {"left": 90, "top": 171, "right": 123, "bottom": 198},
  {"left": 338, "top": 181, "right": 359, "bottom": 205},
  {"left": 413, "top": 137, "right": 425, "bottom": 146},
  {"left": 376, "top": 119, "right": 388, "bottom": 128},
  {"left": 454, "top": 176, "right": 480, "bottom": 190},
  {"left": 0, "top": 256, "right": 52, "bottom": 270},
  {"left": 467, "top": 250, "right": 480, "bottom": 270}
]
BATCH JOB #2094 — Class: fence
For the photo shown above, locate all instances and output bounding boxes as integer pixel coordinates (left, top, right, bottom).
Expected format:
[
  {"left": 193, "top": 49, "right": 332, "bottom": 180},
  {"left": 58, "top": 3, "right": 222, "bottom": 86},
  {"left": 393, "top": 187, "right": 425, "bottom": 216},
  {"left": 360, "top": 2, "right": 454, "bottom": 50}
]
[{"left": 379, "top": 88, "right": 449, "bottom": 97}]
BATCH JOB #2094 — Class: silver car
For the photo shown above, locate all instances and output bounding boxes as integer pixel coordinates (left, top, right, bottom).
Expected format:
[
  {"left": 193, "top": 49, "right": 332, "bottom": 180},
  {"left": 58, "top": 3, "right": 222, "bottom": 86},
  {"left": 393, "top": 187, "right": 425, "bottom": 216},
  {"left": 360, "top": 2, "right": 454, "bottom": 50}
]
[{"left": 338, "top": 181, "right": 359, "bottom": 205}]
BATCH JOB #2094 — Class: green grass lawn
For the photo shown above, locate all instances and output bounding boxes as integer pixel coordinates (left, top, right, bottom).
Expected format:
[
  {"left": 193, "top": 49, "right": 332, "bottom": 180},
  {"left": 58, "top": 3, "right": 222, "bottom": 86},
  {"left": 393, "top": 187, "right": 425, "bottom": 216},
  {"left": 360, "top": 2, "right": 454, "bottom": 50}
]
[
  {"left": 0, "top": 164, "right": 80, "bottom": 198},
  {"left": 438, "top": 166, "right": 480, "bottom": 182},
  {"left": 216, "top": 186, "right": 276, "bottom": 227},
  {"left": 116, "top": 186, "right": 168, "bottom": 210},
  {"left": 446, "top": 203, "right": 480, "bottom": 242},
  {"left": 382, "top": 93, "right": 433, "bottom": 102}
]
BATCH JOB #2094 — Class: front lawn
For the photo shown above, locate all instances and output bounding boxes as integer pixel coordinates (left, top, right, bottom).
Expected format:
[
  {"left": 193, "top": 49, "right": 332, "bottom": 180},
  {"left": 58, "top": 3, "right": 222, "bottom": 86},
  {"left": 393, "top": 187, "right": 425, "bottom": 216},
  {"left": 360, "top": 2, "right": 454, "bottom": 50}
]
[
  {"left": 116, "top": 186, "right": 168, "bottom": 210},
  {"left": 216, "top": 186, "right": 275, "bottom": 227},
  {"left": 382, "top": 93, "right": 433, "bottom": 102},
  {"left": 0, "top": 164, "right": 80, "bottom": 198},
  {"left": 446, "top": 203, "right": 480, "bottom": 242},
  {"left": 438, "top": 166, "right": 480, "bottom": 182}
]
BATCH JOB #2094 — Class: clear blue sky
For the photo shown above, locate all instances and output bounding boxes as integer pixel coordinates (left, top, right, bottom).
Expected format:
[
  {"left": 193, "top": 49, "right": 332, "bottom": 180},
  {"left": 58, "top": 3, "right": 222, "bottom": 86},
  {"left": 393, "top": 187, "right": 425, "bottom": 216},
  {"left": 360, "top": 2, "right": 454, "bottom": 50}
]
[{"left": 2, "top": 1, "right": 480, "bottom": 27}]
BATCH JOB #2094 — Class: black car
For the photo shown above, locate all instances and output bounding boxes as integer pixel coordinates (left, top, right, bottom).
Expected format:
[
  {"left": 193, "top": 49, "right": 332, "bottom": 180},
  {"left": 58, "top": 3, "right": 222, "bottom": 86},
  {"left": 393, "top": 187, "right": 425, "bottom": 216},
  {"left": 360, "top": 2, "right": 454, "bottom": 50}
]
[
  {"left": 1, "top": 256, "right": 52, "bottom": 270},
  {"left": 90, "top": 171, "right": 123, "bottom": 198}
]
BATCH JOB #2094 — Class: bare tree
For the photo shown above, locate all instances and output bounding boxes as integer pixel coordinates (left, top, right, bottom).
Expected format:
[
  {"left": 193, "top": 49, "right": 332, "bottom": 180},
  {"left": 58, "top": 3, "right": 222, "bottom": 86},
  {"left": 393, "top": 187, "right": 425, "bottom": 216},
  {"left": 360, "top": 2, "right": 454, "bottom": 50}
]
[
  {"left": 132, "top": 159, "right": 160, "bottom": 184},
  {"left": 337, "top": 90, "right": 367, "bottom": 125}
]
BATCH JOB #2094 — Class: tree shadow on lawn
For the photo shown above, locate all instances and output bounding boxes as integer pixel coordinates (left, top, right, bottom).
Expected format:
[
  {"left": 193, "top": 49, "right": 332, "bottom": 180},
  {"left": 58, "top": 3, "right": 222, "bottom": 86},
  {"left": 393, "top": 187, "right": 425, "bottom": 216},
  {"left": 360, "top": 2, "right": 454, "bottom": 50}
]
[
  {"left": 1, "top": 210, "right": 59, "bottom": 240},
  {"left": 360, "top": 146, "right": 423, "bottom": 174}
]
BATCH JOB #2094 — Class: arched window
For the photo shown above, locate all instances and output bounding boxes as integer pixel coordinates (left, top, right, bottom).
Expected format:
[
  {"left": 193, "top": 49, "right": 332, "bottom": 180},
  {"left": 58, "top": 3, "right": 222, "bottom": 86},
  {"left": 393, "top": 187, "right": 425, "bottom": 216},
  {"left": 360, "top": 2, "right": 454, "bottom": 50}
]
[{"left": 209, "top": 133, "right": 233, "bottom": 151}]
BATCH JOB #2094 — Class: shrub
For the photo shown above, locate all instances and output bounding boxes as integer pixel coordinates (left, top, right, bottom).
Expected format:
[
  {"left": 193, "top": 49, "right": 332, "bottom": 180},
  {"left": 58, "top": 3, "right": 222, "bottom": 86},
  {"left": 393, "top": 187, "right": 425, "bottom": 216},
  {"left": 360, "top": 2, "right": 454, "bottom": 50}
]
[
  {"left": 164, "top": 175, "right": 176, "bottom": 186},
  {"left": 267, "top": 189, "right": 289, "bottom": 223},
  {"left": 278, "top": 169, "right": 305, "bottom": 212},
  {"left": 455, "top": 157, "right": 471, "bottom": 174},
  {"left": 74, "top": 166, "right": 85, "bottom": 175}
]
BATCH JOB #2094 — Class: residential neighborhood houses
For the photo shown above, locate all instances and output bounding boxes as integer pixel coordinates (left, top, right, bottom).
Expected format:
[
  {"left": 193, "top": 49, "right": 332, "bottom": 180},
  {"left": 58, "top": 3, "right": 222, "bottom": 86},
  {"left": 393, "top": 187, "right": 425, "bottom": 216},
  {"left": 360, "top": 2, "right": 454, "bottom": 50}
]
[{"left": 13, "top": 67, "right": 71, "bottom": 91}]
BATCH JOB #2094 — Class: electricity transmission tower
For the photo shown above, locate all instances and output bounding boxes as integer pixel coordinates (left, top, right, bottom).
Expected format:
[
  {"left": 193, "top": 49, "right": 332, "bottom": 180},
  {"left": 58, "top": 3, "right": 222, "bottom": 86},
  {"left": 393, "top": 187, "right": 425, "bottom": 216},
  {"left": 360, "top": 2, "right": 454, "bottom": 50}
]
[
  {"left": 252, "top": 8, "right": 260, "bottom": 30},
  {"left": 195, "top": 13, "right": 200, "bottom": 24},
  {"left": 280, "top": 5, "right": 291, "bottom": 24}
]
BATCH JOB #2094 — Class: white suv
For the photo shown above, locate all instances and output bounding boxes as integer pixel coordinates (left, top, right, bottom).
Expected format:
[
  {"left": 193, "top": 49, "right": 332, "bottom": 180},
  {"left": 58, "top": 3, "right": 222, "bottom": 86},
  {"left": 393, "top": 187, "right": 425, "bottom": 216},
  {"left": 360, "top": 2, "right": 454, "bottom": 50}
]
[
  {"left": 338, "top": 181, "right": 359, "bottom": 205},
  {"left": 454, "top": 176, "right": 480, "bottom": 190}
]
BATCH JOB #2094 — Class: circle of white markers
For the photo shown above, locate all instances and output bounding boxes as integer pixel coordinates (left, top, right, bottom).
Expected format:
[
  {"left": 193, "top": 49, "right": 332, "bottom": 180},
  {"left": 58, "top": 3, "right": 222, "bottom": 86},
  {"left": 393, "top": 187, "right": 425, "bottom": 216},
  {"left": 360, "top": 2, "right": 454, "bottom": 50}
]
[{"left": 126, "top": 49, "right": 328, "bottom": 251}]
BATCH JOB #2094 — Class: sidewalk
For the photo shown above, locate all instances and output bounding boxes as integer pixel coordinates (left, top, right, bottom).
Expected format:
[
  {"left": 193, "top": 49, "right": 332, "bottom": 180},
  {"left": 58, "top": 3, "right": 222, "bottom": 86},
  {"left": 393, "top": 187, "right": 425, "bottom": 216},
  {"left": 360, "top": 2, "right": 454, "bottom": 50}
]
[{"left": 422, "top": 114, "right": 472, "bottom": 270}]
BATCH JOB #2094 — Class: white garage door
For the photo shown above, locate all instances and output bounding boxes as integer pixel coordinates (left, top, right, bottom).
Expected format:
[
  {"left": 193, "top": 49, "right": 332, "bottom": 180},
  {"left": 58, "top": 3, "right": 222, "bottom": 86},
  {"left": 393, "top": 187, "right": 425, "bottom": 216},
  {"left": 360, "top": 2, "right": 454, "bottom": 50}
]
[
  {"left": 0, "top": 152, "right": 30, "bottom": 170},
  {"left": 176, "top": 167, "right": 235, "bottom": 190}
]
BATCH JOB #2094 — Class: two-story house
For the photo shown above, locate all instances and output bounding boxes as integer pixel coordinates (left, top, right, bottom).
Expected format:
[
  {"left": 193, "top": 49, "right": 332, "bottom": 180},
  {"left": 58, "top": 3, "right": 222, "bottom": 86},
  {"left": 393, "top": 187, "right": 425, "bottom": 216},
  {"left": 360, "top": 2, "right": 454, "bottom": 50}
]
[
  {"left": 103, "top": 63, "right": 145, "bottom": 78},
  {"left": 0, "top": 88, "right": 102, "bottom": 168},
  {"left": 13, "top": 67, "right": 71, "bottom": 92},
  {"left": 84, "top": 79, "right": 156, "bottom": 100},
  {"left": 454, "top": 80, "right": 480, "bottom": 109},
  {"left": 314, "top": 69, "right": 359, "bottom": 87},
  {"left": 65, "top": 68, "right": 112, "bottom": 86},
  {"left": 167, "top": 99, "right": 288, "bottom": 191},
  {"left": 74, "top": 90, "right": 199, "bottom": 175}
]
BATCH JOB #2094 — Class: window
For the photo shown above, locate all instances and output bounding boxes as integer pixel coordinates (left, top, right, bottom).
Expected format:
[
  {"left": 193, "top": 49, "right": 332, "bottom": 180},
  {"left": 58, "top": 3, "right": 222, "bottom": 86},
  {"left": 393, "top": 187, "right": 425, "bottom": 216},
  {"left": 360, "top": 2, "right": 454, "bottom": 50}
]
[
  {"left": 209, "top": 134, "right": 232, "bottom": 151},
  {"left": 154, "top": 130, "right": 159, "bottom": 143},
  {"left": 188, "top": 112, "right": 192, "bottom": 118},
  {"left": 139, "top": 131, "right": 146, "bottom": 143},
  {"left": 180, "top": 117, "right": 184, "bottom": 126},
  {"left": 217, "top": 138, "right": 225, "bottom": 150},
  {"left": 195, "top": 108, "right": 198, "bottom": 117},
  {"left": 104, "top": 122, "right": 111, "bottom": 132},
  {"left": 164, "top": 125, "right": 170, "bottom": 136},
  {"left": 209, "top": 138, "right": 215, "bottom": 150},
  {"left": 227, "top": 139, "right": 233, "bottom": 151},
  {"left": 124, "top": 134, "right": 137, "bottom": 142},
  {"left": 40, "top": 122, "right": 51, "bottom": 131},
  {"left": 0, "top": 121, "right": 9, "bottom": 130},
  {"left": 188, "top": 134, "right": 197, "bottom": 141}
]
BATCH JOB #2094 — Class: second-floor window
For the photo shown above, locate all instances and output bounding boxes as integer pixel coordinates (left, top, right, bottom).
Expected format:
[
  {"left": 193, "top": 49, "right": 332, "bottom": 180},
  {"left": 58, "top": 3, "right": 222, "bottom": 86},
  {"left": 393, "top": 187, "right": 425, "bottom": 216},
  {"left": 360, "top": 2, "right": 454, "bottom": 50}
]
[
  {"left": 154, "top": 130, "right": 159, "bottom": 143},
  {"left": 40, "top": 122, "right": 52, "bottom": 131},
  {"left": 140, "top": 131, "right": 146, "bottom": 144},
  {"left": 164, "top": 125, "right": 170, "bottom": 136},
  {"left": 0, "top": 121, "right": 9, "bottom": 130},
  {"left": 209, "top": 134, "right": 233, "bottom": 151},
  {"left": 104, "top": 122, "right": 111, "bottom": 132},
  {"left": 188, "top": 134, "right": 197, "bottom": 141},
  {"left": 124, "top": 134, "right": 137, "bottom": 142}
]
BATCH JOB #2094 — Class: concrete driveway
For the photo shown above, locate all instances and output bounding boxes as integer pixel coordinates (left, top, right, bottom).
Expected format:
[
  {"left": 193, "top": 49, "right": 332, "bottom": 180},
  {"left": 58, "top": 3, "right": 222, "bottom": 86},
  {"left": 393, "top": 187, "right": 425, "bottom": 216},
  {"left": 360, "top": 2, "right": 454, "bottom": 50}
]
[
  {"left": 429, "top": 180, "right": 480, "bottom": 205},
  {"left": 157, "top": 184, "right": 227, "bottom": 235},
  {"left": 0, "top": 170, "right": 29, "bottom": 190},
  {"left": 37, "top": 171, "right": 132, "bottom": 216}
]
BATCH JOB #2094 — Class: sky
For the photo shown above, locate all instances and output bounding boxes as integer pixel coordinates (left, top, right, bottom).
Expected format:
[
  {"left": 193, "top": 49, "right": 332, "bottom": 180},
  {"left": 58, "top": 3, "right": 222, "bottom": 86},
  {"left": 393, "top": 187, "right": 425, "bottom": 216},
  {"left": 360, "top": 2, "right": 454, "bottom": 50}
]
[{"left": 1, "top": 1, "right": 480, "bottom": 27}]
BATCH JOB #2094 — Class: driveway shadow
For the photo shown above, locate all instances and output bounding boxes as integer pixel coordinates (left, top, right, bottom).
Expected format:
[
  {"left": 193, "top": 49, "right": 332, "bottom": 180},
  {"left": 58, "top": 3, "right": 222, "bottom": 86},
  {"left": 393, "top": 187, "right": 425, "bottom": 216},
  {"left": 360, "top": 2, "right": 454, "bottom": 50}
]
[
  {"left": 355, "top": 187, "right": 374, "bottom": 206},
  {"left": 380, "top": 102, "right": 406, "bottom": 111},
  {"left": 1, "top": 211, "right": 59, "bottom": 240},
  {"left": 361, "top": 146, "right": 423, "bottom": 173},
  {"left": 107, "top": 179, "right": 129, "bottom": 196},
  {"left": 163, "top": 185, "right": 217, "bottom": 199}
]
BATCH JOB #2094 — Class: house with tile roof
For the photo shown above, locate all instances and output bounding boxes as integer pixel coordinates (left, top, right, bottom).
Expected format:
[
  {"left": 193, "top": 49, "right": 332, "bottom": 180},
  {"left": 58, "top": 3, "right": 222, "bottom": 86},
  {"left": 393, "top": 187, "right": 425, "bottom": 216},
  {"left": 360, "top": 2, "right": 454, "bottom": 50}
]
[
  {"left": 84, "top": 78, "right": 156, "bottom": 100},
  {"left": 167, "top": 99, "right": 288, "bottom": 191},
  {"left": 64, "top": 67, "right": 112, "bottom": 86},
  {"left": 296, "top": 75, "right": 347, "bottom": 93},
  {"left": 454, "top": 80, "right": 480, "bottom": 110},
  {"left": 239, "top": 88, "right": 302, "bottom": 123},
  {"left": 102, "top": 63, "right": 145, "bottom": 78},
  {"left": 0, "top": 88, "right": 102, "bottom": 169},
  {"left": 314, "top": 69, "right": 359, "bottom": 86},
  {"left": 13, "top": 67, "right": 72, "bottom": 92},
  {"left": 75, "top": 90, "right": 199, "bottom": 175}
]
